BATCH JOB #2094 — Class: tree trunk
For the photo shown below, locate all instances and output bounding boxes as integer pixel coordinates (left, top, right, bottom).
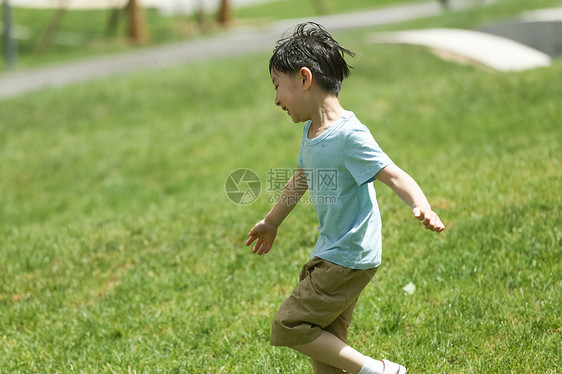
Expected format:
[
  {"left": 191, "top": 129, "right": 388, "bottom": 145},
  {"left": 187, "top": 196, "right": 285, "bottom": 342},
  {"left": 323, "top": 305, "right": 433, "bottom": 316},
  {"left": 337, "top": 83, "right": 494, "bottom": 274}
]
[
  {"left": 3, "top": 0, "right": 17, "bottom": 68},
  {"left": 105, "top": 6, "right": 123, "bottom": 38},
  {"left": 34, "top": 0, "right": 70, "bottom": 53},
  {"left": 310, "top": 0, "right": 330, "bottom": 15},
  {"left": 196, "top": 0, "right": 206, "bottom": 33},
  {"left": 127, "top": 0, "right": 148, "bottom": 44},
  {"left": 217, "top": 0, "right": 232, "bottom": 27}
]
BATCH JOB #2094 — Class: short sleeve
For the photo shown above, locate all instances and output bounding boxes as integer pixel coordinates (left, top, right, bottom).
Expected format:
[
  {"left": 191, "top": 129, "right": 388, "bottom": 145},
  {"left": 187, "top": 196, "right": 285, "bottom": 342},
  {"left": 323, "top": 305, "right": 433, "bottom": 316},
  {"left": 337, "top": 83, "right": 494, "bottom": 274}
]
[
  {"left": 297, "top": 148, "right": 304, "bottom": 169},
  {"left": 297, "top": 121, "right": 311, "bottom": 168},
  {"left": 344, "top": 124, "right": 393, "bottom": 185}
]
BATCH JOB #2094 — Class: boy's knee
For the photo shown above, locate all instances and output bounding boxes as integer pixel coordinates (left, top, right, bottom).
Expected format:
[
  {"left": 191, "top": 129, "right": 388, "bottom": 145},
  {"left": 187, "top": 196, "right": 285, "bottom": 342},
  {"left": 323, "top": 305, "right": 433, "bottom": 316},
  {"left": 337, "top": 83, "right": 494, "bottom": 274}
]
[{"left": 270, "top": 313, "right": 322, "bottom": 348}]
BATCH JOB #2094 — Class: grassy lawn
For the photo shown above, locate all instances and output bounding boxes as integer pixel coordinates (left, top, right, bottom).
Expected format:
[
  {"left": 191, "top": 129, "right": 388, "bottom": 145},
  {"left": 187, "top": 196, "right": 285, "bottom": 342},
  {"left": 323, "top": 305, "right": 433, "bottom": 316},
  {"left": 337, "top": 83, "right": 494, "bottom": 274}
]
[{"left": 1, "top": 2, "right": 561, "bottom": 373}]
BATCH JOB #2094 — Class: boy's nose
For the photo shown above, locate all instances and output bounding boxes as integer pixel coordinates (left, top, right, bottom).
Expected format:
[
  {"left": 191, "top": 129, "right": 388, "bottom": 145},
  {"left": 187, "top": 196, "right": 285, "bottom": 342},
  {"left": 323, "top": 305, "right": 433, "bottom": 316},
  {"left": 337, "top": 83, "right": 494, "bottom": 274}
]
[{"left": 275, "top": 93, "right": 280, "bottom": 107}]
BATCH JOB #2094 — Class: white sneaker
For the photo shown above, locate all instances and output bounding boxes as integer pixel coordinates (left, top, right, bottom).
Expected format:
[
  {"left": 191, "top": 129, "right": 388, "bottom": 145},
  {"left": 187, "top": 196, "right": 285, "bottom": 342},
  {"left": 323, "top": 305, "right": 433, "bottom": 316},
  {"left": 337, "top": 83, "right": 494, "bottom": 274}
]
[{"left": 382, "top": 359, "right": 407, "bottom": 374}]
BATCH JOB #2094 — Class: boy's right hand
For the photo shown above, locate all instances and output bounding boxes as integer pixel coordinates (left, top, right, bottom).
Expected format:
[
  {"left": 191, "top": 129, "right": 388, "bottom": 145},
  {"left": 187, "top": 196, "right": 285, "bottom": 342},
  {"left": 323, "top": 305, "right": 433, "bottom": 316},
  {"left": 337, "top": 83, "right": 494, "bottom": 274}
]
[{"left": 246, "top": 219, "right": 278, "bottom": 255}]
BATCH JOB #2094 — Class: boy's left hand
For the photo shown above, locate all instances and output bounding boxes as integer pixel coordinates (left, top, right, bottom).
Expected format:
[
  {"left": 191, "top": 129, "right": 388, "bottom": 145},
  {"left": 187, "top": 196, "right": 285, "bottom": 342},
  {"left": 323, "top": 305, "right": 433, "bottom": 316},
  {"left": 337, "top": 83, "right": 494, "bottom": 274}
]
[{"left": 413, "top": 207, "right": 445, "bottom": 232}]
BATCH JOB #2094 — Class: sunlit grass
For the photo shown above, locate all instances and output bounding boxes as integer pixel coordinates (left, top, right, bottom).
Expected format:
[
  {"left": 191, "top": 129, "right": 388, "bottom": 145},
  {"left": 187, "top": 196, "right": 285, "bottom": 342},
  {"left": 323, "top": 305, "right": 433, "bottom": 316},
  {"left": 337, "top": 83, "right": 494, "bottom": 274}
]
[{"left": 1, "top": 3, "right": 561, "bottom": 372}]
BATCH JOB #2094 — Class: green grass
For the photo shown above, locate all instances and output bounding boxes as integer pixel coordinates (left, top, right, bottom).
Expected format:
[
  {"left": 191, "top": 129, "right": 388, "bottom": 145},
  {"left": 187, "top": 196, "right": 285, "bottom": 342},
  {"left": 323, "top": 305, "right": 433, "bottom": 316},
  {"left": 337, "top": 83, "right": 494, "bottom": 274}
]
[{"left": 1, "top": 2, "right": 561, "bottom": 373}]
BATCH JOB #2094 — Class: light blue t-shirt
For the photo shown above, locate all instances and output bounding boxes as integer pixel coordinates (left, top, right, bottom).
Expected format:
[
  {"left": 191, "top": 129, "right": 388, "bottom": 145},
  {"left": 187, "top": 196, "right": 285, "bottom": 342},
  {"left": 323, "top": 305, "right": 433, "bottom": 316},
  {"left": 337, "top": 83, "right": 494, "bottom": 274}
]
[{"left": 297, "top": 110, "right": 393, "bottom": 269}]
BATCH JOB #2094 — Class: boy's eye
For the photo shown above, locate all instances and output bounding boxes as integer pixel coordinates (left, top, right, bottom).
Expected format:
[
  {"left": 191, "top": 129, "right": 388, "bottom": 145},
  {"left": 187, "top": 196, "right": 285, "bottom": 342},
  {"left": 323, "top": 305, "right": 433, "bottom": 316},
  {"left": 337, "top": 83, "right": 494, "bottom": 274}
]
[{"left": 274, "top": 85, "right": 278, "bottom": 91}]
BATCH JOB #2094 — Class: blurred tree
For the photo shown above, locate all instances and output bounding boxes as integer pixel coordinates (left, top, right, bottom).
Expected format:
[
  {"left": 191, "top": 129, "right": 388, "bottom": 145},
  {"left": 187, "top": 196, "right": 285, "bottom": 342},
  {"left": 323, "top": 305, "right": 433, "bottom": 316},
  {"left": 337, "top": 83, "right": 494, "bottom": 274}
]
[
  {"left": 126, "top": 0, "right": 149, "bottom": 44},
  {"left": 217, "top": 0, "right": 232, "bottom": 26},
  {"left": 439, "top": 0, "right": 449, "bottom": 10},
  {"left": 105, "top": 5, "right": 123, "bottom": 38},
  {"left": 310, "top": 0, "right": 330, "bottom": 15},
  {"left": 196, "top": 0, "right": 207, "bottom": 33},
  {"left": 3, "top": 0, "right": 17, "bottom": 68},
  {"left": 34, "top": 0, "right": 70, "bottom": 53}
]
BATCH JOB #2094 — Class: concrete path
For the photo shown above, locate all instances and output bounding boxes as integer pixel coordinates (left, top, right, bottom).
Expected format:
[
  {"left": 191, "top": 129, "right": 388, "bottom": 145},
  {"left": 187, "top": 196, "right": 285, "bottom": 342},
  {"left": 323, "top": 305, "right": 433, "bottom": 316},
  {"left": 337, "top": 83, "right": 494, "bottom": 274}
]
[
  {"left": 480, "top": 7, "right": 562, "bottom": 57},
  {"left": 0, "top": 0, "right": 491, "bottom": 100},
  {"left": 368, "top": 28, "right": 551, "bottom": 71}
]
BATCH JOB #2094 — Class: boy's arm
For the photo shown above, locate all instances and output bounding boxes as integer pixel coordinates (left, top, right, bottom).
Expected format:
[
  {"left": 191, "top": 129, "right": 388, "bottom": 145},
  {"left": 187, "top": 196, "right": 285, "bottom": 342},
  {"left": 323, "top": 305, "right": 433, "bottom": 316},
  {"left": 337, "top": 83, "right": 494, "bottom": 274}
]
[
  {"left": 375, "top": 164, "right": 445, "bottom": 232},
  {"left": 246, "top": 166, "right": 308, "bottom": 255}
]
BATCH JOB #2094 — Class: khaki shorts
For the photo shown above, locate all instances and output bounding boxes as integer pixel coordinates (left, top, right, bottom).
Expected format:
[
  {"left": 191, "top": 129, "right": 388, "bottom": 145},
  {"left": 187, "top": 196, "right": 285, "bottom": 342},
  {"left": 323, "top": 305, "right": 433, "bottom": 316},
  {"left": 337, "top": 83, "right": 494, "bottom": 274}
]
[{"left": 271, "top": 257, "right": 377, "bottom": 347}]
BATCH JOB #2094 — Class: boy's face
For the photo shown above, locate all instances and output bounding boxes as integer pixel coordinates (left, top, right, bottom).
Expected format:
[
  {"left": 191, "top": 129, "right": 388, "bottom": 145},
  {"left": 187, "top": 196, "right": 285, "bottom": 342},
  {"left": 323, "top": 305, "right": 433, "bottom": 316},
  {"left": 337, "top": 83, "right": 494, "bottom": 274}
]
[{"left": 271, "top": 69, "right": 308, "bottom": 123}]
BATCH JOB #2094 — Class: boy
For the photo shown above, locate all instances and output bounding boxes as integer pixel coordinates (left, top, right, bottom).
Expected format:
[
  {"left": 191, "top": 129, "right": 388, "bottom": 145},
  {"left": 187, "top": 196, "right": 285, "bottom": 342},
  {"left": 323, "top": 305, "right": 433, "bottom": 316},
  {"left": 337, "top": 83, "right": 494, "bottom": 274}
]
[{"left": 246, "top": 23, "right": 444, "bottom": 374}]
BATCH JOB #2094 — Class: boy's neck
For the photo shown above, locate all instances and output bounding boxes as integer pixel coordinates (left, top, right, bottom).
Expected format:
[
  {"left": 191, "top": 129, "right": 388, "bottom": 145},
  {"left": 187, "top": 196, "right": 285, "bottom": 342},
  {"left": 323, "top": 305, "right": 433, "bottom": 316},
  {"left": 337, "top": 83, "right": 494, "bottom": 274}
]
[{"left": 308, "top": 95, "right": 345, "bottom": 139}]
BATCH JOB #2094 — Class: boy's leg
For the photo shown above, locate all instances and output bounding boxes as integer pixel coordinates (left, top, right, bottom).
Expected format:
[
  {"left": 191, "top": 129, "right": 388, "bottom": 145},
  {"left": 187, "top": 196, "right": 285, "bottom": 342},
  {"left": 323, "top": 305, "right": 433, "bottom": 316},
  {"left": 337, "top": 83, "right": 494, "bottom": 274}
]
[
  {"left": 312, "top": 360, "right": 346, "bottom": 374},
  {"left": 311, "top": 298, "right": 358, "bottom": 374},
  {"left": 292, "top": 330, "right": 366, "bottom": 374},
  {"left": 271, "top": 258, "right": 379, "bottom": 372}
]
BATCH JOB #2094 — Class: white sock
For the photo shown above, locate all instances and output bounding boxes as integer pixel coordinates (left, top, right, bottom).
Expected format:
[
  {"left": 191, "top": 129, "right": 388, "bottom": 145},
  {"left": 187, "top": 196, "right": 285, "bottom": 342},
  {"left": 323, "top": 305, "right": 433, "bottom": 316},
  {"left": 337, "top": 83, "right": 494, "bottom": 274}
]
[{"left": 357, "top": 357, "right": 384, "bottom": 374}]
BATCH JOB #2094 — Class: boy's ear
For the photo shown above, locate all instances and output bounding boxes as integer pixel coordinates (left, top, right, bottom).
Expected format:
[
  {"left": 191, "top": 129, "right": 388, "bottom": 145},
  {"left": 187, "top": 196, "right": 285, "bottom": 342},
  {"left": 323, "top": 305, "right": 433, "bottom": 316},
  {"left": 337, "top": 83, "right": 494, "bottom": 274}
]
[{"left": 299, "top": 67, "right": 313, "bottom": 90}]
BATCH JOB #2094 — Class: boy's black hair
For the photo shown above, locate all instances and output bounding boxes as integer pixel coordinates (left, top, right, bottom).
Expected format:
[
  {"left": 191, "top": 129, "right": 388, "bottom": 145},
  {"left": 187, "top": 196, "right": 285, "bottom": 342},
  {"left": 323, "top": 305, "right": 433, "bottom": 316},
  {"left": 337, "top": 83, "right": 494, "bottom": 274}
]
[{"left": 269, "top": 22, "right": 356, "bottom": 97}]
